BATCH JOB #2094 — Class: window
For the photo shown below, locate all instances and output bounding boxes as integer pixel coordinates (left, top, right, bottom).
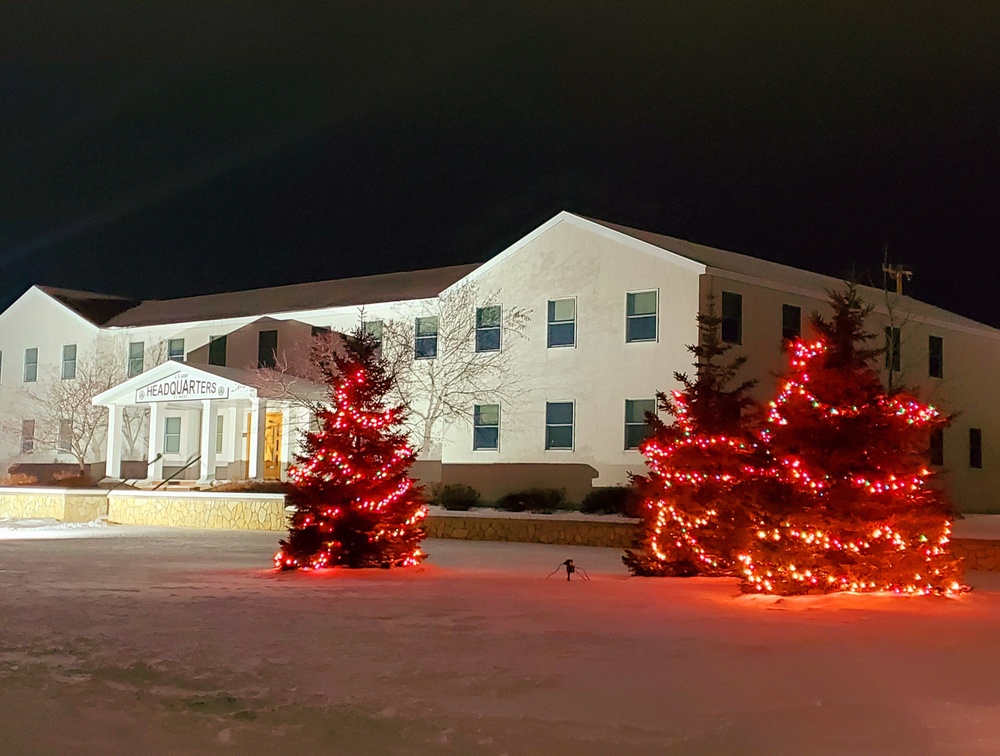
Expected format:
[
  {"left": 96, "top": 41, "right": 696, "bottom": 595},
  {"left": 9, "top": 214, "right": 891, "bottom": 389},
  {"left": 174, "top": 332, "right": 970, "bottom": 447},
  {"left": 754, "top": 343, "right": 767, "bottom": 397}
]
[
  {"left": 61, "top": 344, "right": 77, "bottom": 380},
  {"left": 58, "top": 419, "right": 73, "bottom": 453},
  {"left": 414, "top": 316, "right": 438, "bottom": 359},
  {"left": 625, "top": 399, "right": 656, "bottom": 450},
  {"left": 164, "top": 417, "right": 182, "bottom": 455},
  {"left": 547, "top": 298, "right": 576, "bottom": 348},
  {"left": 929, "top": 428, "right": 944, "bottom": 466},
  {"left": 23, "top": 347, "right": 38, "bottom": 382},
  {"left": 475, "top": 305, "right": 502, "bottom": 352},
  {"left": 215, "top": 415, "right": 225, "bottom": 455},
  {"left": 20, "top": 420, "right": 34, "bottom": 454},
  {"left": 721, "top": 292, "right": 742, "bottom": 344},
  {"left": 473, "top": 404, "right": 500, "bottom": 450},
  {"left": 364, "top": 320, "right": 383, "bottom": 346},
  {"left": 208, "top": 335, "right": 227, "bottom": 366},
  {"left": 884, "top": 327, "right": 901, "bottom": 372},
  {"left": 970, "top": 428, "right": 983, "bottom": 469},
  {"left": 258, "top": 329, "right": 278, "bottom": 369},
  {"left": 626, "top": 291, "right": 657, "bottom": 342},
  {"left": 782, "top": 304, "right": 801, "bottom": 341},
  {"left": 545, "top": 401, "right": 574, "bottom": 450},
  {"left": 311, "top": 325, "right": 331, "bottom": 338},
  {"left": 128, "top": 342, "right": 144, "bottom": 377},
  {"left": 928, "top": 335, "right": 943, "bottom": 379},
  {"left": 168, "top": 338, "right": 185, "bottom": 362}
]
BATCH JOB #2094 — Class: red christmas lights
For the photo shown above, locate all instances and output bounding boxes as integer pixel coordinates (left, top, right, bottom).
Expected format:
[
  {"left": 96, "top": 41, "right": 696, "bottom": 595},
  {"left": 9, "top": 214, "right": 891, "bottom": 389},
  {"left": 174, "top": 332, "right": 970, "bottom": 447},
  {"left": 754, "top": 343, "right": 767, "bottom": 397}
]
[{"left": 275, "top": 329, "right": 427, "bottom": 570}]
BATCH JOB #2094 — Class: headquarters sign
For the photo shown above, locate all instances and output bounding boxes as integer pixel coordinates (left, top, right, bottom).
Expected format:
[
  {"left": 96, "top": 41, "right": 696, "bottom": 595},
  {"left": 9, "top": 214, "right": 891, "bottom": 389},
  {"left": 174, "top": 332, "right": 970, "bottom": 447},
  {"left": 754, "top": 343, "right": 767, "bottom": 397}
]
[{"left": 136, "top": 373, "right": 230, "bottom": 403}]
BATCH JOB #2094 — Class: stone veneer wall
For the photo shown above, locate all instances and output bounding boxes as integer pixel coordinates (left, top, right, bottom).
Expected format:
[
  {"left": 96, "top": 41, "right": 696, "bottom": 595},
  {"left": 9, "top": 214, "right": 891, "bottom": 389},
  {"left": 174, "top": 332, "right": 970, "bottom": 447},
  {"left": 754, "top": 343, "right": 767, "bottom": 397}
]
[
  {"left": 107, "top": 491, "right": 288, "bottom": 531},
  {"left": 423, "top": 514, "right": 639, "bottom": 549},
  {"left": 0, "top": 488, "right": 108, "bottom": 523},
  {"left": 951, "top": 539, "right": 1000, "bottom": 572}
]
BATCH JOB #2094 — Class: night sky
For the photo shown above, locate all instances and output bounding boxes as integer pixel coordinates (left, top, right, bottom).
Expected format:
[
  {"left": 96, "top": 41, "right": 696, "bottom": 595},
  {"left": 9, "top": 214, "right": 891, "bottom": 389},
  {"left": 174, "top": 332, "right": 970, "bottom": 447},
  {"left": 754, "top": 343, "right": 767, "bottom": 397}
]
[{"left": 2, "top": 3, "right": 999, "bottom": 323}]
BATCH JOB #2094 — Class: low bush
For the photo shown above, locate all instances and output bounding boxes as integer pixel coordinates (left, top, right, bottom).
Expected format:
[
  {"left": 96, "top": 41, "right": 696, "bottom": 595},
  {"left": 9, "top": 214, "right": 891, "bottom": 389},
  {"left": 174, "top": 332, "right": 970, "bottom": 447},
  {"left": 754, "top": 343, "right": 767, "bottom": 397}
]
[
  {"left": 432, "top": 483, "right": 481, "bottom": 511},
  {"left": 52, "top": 469, "right": 97, "bottom": 488},
  {"left": 581, "top": 486, "right": 642, "bottom": 517},
  {"left": 0, "top": 472, "right": 39, "bottom": 487},
  {"left": 209, "top": 480, "right": 293, "bottom": 494},
  {"left": 495, "top": 488, "right": 568, "bottom": 514}
]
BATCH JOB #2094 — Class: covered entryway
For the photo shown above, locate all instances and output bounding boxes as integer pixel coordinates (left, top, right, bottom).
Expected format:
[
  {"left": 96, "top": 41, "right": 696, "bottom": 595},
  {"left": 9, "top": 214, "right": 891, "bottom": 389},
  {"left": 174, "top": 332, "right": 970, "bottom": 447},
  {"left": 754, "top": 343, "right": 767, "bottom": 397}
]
[{"left": 92, "top": 361, "right": 323, "bottom": 485}]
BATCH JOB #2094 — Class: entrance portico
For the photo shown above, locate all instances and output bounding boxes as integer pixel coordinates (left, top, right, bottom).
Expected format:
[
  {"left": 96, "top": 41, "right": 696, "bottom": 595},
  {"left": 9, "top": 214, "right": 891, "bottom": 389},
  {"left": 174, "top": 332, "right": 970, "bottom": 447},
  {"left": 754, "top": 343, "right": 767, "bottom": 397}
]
[{"left": 93, "top": 362, "right": 321, "bottom": 485}]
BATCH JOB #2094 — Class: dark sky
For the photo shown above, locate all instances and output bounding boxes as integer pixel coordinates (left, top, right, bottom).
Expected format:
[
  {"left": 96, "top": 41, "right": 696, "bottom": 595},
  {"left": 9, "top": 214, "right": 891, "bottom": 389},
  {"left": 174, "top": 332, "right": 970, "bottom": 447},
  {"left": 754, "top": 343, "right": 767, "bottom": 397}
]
[{"left": 2, "top": 3, "right": 999, "bottom": 323}]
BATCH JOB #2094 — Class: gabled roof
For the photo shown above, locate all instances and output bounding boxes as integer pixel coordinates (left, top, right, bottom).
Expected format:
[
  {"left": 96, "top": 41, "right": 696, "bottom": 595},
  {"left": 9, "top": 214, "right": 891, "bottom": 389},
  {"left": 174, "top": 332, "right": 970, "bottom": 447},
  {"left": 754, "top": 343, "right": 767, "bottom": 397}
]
[
  {"left": 37, "top": 286, "right": 139, "bottom": 326},
  {"left": 101, "top": 264, "right": 481, "bottom": 328}
]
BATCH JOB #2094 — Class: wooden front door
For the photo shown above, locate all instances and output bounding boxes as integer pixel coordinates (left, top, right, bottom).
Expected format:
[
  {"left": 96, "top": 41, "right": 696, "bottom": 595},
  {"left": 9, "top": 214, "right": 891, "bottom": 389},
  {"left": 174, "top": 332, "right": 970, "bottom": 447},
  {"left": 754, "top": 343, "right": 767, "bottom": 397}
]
[{"left": 263, "top": 411, "right": 283, "bottom": 480}]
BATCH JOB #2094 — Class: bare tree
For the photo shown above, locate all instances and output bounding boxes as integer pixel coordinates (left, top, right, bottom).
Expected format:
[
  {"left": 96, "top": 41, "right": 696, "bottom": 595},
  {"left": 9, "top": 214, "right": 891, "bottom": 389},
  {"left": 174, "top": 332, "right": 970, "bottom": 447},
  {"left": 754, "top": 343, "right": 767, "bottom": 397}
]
[{"left": 379, "top": 281, "right": 531, "bottom": 454}]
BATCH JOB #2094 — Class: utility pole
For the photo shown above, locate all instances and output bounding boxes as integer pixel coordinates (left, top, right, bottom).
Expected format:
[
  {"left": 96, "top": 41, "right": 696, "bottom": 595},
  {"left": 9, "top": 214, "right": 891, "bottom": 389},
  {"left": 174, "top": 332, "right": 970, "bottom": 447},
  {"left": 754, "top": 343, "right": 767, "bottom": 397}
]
[{"left": 882, "top": 263, "right": 913, "bottom": 295}]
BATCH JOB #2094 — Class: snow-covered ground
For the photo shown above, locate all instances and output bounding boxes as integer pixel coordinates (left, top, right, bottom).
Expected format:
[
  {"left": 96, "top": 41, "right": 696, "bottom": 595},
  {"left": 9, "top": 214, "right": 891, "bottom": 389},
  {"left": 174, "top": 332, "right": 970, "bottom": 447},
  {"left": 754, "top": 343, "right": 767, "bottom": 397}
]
[{"left": 3, "top": 523, "right": 1000, "bottom": 754}]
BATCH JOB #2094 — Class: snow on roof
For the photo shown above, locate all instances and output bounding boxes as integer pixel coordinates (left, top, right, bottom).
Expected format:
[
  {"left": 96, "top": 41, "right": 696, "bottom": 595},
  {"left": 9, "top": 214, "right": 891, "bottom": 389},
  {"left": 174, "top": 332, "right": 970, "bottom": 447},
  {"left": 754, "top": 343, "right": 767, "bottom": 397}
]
[
  {"left": 585, "top": 216, "right": 1000, "bottom": 337},
  {"left": 94, "top": 263, "right": 481, "bottom": 328}
]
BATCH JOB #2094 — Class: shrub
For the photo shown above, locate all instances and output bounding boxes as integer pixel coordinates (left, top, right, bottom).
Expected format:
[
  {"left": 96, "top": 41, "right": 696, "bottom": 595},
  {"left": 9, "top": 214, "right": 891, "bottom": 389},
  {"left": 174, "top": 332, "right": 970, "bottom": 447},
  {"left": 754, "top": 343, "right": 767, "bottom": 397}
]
[
  {"left": 0, "top": 472, "right": 39, "bottom": 487},
  {"left": 432, "top": 484, "right": 481, "bottom": 511},
  {"left": 209, "top": 480, "right": 292, "bottom": 494},
  {"left": 52, "top": 470, "right": 96, "bottom": 488},
  {"left": 495, "top": 488, "right": 568, "bottom": 514},
  {"left": 581, "top": 486, "right": 642, "bottom": 517}
]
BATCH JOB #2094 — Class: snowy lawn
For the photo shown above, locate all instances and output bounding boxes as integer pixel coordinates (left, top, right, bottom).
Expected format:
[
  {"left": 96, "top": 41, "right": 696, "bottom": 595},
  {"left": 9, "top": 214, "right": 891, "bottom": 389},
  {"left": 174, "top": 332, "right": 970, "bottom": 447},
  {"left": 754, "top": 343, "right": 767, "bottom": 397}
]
[{"left": 2, "top": 523, "right": 1000, "bottom": 755}]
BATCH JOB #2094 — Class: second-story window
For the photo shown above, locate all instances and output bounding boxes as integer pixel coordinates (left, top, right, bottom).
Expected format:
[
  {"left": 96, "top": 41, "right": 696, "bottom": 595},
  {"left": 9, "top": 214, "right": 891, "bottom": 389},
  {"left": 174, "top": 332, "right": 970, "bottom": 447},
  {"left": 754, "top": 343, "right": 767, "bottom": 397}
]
[
  {"left": 128, "top": 342, "right": 144, "bottom": 377},
  {"left": 168, "top": 338, "right": 185, "bottom": 362},
  {"left": 475, "top": 305, "right": 501, "bottom": 352},
  {"left": 547, "top": 298, "right": 576, "bottom": 348},
  {"left": 208, "top": 335, "right": 227, "bottom": 366},
  {"left": 61, "top": 344, "right": 77, "bottom": 380},
  {"left": 928, "top": 335, "right": 943, "bottom": 379},
  {"left": 626, "top": 291, "right": 657, "bottom": 342},
  {"left": 721, "top": 292, "right": 743, "bottom": 345},
  {"left": 364, "top": 320, "right": 383, "bottom": 347},
  {"left": 414, "top": 316, "right": 438, "bottom": 359},
  {"left": 258, "top": 330, "right": 278, "bottom": 369},
  {"left": 23, "top": 348, "right": 38, "bottom": 382},
  {"left": 782, "top": 304, "right": 801, "bottom": 341}
]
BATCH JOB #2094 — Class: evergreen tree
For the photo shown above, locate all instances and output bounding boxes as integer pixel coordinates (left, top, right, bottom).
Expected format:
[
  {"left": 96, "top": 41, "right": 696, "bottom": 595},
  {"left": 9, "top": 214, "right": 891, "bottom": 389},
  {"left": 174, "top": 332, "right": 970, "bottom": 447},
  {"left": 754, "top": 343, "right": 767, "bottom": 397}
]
[
  {"left": 275, "top": 328, "right": 427, "bottom": 570},
  {"left": 739, "top": 285, "right": 966, "bottom": 595},
  {"left": 624, "top": 296, "right": 760, "bottom": 576}
]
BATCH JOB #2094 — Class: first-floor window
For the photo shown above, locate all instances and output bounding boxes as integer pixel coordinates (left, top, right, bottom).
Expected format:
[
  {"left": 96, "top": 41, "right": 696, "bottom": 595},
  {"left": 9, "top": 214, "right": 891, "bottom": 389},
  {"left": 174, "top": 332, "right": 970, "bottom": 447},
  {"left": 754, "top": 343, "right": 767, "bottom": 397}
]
[
  {"left": 164, "top": 416, "right": 182, "bottom": 454},
  {"left": 58, "top": 419, "right": 73, "bottom": 453},
  {"left": 168, "top": 338, "right": 185, "bottom": 362},
  {"left": 545, "top": 401, "right": 574, "bottom": 450},
  {"left": 970, "top": 428, "right": 983, "bottom": 469},
  {"left": 20, "top": 419, "right": 34, "bottom": 454},
  {"left": 215, "top": 415, "right": 225, "bottom": 455},
  {"left": 929, "top": 428, "right": 944, "bottom": 467},
  {"left": 625, "top": 399, "right": 656, "bottom": 450},
  {"left": 782, "top": 304, "right": 801, "bottom": 341},
  {"left": 473, "top": 404, "right": 500, "bottom": 450}
]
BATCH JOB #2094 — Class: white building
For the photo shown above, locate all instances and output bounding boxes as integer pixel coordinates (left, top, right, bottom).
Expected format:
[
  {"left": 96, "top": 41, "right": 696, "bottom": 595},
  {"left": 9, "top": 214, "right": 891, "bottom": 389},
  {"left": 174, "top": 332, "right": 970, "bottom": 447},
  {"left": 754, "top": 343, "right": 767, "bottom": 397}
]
[{"left": 1, "top": 211, "right": 997, "bottom": 511}]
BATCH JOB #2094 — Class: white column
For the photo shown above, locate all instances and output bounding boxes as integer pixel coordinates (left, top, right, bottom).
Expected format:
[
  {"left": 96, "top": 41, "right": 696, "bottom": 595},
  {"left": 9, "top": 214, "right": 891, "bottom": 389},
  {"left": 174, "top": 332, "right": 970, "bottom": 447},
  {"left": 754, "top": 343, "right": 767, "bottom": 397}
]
[
  {"left": 247, "top": 397, "right": 267, "bottom": 479},
  {"left": 104, "top": 404, "right": 124, "bottom": 479},
  {"left": 226, "top": 406, "right": 239, "bottom": 464},
  {"left": 148, "top": 401, "right": 164, "bottom": 480},
  {"left": 198, "top": 399, "right": 217, "bottom": 483}
]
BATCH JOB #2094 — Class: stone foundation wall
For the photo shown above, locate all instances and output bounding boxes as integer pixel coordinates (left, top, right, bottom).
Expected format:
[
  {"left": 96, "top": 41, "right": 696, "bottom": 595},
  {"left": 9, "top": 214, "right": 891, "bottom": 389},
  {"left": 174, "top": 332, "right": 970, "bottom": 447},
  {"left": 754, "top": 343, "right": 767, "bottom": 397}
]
[
  {"left": 424, "top": 514, "right": 638, "bottom": 548},
  {"left": 0, "top": 488, "right": 109, "bottom": 522},
  {"left": 951, "top": 538, "right": 1000, "bottom": 572},
  {"left": 108, "top": 492, "right": 287, "bottom": 531}
]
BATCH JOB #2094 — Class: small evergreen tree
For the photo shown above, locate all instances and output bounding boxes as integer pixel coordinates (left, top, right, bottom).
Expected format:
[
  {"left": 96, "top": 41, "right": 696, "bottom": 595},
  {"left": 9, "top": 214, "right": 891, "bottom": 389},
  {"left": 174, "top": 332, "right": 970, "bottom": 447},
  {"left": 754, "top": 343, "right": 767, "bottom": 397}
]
[
  {"left": 274, "top": 328, "right": 427, "bottom": 570},
  {"left": 624, "top": 296, "right": 760, "bottom": 576},
  {"left": 738, "top": 285, "right": 966, "bottom": 595}
]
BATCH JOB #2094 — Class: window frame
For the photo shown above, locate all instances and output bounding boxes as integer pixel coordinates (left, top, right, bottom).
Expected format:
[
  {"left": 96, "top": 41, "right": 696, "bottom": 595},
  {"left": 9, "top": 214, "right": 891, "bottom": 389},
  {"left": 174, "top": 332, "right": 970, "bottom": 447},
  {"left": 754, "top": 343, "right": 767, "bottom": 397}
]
[
  {"left": 544, "top": 400, "right": 575, "bottom": 451},
  {"left": 167, "top": 338, "right": 185, "bottom": 362},
  {"left": 414, "top": 316, "right": 439, "bottom": 360},
  {"left": 781, "top": 304, "right": 801, "bottom": 342},
  {"left": 127, "top": 341, "right": 144, "bottom": 377},
  {"left": 208, "top": 335, "right": 227, "bottom": 366},
  {"left": 58, "top": 418, "right": 73, "bottom": 453},
  {"left": 163, "top": 416, "right": 182, "bottom": 455},
  {"left": 215, "top": 414, "right": 225, "bottom": 456},
  {"left": 625, "top": 290, "right": 658, "bottom": 343},
  {"left": 475, "top": 305, "right": 502, "bottom": 353},
  {"left": 363, "top": 320, "right": 383, "bottom": 346},
  {"left": 721, "top": 291, "right": 743, "bottom": 345},
  {"left": 546, "top": 297, "right": 577, "bottom": 348},
  {"left": 624, "top": 398, "right": 656, "bottom": 451},
  {"left": 472, "top": 403, "right": 501, "bottom": 451},
  {"left": 970, "top": 427, "right": 983, "bottom": 470},
  {"left": 929, "top": 427, "right": 944, "bottom": 467},
  {"left": 20, "top": 419, "right": 35, "bottom": 454},
  {"left": 257, "top": 329, "right": 279, "bottom": 369},
  {"left": 928, "top": 335, "right": 943, "bottom": 379},
  {"left": 23, "top": 347, "right": 38, "bottom": 383},
  {"left": 61, "top": 343, "right": 77, "bottom": 380}
]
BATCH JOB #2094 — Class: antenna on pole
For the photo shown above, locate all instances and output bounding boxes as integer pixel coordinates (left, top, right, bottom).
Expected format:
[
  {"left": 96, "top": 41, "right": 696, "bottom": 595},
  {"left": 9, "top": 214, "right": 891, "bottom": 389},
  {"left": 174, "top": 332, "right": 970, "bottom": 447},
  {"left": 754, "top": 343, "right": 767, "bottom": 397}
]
[{"left": 882, "top": 263, "right": 913, "bottom": 295}]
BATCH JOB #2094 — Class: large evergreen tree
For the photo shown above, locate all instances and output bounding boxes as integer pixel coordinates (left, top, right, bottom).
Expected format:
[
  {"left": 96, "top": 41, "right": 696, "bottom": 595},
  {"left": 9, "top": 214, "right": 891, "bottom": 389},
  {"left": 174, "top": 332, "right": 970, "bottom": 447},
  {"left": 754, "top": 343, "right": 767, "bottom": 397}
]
[
  {"left": 624, "top": 296, "right": 760, "bottom": 576},
  {"left": 738, "top": 285, "right": 966, "bottom": 595},
  {"left": 275, "top": 328, "right": 427, "bottom": 570}
]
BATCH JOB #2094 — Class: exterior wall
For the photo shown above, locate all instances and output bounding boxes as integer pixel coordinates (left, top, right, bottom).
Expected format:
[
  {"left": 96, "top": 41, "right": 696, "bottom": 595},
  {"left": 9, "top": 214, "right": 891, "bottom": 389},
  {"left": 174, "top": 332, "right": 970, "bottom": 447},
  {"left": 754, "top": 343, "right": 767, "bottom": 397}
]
[
  {"left": 0, "top": 487, "right": 108, "bottom": 522},
  {"left": 424, "top": 511, "right": 637, "bottom": 548},
  {"left": 107, "top": 490, "right": 287, "bottom": 530},
  {"left": 438, "top": 218, "right": 704, "bottom": 488}
]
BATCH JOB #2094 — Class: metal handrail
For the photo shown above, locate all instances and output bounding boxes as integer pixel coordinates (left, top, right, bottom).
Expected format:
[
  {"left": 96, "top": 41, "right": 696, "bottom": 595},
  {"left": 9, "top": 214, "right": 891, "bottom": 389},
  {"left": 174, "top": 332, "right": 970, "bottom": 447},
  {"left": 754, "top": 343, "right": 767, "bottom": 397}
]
[
  {"left": 152, "top": 454, "right": 202, "bottom": 491},
  {"left": 107, "top": 453, "right": 163, "bottom": 492}
]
